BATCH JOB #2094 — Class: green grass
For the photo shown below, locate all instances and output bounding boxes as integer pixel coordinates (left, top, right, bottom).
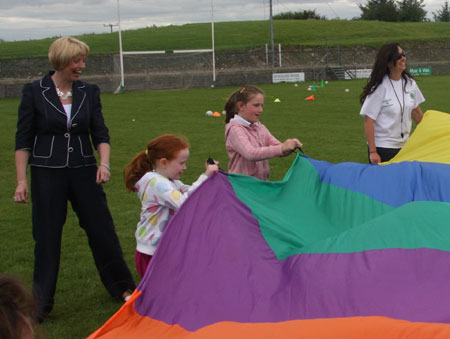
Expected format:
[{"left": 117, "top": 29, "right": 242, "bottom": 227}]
[
  {"left": 0, "top": 75, "right": 449, "bottom": 338},
  {"left": 1, "top": 20, "right": 450, "bottom": 58}
]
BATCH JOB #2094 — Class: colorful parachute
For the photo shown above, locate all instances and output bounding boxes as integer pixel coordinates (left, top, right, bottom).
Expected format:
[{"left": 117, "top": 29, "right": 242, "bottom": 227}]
[{"left": 89, "top": 110, "right": 450, "bottom": 338}]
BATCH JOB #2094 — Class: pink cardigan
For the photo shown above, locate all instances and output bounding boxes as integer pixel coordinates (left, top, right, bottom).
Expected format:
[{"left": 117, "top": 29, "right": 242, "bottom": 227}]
[{"left": 225, "top": 119, "right": 283, "bottom": 181}]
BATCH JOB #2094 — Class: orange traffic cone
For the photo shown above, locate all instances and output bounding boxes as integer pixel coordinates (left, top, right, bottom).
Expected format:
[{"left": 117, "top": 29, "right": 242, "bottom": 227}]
[{"left": 305, "top": 95, "right": 315, "bottom": 101}]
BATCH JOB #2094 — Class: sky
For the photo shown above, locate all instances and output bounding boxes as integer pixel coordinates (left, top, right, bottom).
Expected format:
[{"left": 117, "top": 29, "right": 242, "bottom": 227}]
[{"left": 0, "top": 0, "right": 445, "bottom": 42}]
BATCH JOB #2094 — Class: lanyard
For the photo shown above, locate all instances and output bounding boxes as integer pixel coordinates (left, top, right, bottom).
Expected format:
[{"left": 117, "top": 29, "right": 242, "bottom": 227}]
[{"left": 389, "top": 78, "right": 405, "bottom": 138}]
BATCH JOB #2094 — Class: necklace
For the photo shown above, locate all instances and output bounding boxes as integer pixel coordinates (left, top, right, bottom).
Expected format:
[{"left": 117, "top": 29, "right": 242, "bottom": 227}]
[
  {"left": 55, "top": 85, "right": 72, "bottom": 100},
  {"left": 389, "top": 77, "right": 405, "bottom": 138}
]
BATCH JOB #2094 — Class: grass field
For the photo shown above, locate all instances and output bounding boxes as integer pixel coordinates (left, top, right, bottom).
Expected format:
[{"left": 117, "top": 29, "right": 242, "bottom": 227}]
[
  {"left": 1, "top": 20, "right": 450, "bottom": 58},
  {"left": 1, "top": 75, "right": 450, "bottom": 338}
]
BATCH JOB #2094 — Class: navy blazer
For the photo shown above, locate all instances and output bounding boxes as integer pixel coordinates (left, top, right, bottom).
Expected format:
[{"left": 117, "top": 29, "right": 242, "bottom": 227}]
[{"left": 15, "top": 72, "right": 110, "bottom": 168}]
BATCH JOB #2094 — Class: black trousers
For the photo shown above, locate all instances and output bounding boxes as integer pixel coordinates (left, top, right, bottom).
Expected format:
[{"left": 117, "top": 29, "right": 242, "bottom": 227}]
[
  {"left": 30, "top": 166, "right": 135, "bottom": 317},
  {"left": 367, "top": 147, "right": 401, "bottom": 163}
]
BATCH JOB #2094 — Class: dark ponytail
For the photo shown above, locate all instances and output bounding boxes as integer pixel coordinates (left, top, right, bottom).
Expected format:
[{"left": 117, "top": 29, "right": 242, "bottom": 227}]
[{"left": 224, "top": 85, "right": 264, "bottom": 123}]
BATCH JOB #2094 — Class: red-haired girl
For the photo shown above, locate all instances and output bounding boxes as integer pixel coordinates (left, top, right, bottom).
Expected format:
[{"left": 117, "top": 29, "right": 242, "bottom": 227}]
[{"left": 124, "top": 134, "right": 218, "bottom": 278}]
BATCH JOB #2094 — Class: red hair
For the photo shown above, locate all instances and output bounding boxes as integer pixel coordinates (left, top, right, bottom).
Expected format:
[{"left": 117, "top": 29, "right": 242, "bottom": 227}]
[{"left": 124, "top": 134, "right": 190, "bottom": 191}]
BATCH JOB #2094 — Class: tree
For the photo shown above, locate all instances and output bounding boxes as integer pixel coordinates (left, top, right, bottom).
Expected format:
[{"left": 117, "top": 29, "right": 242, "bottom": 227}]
[
  {"left": 433, "top": 1, "right": 450, "bottom": 21},
  {"left": 397, "top": 0, "right": 427, "bottom": 21},
  {"left": 273, "top": 10, "right": 327, "bottom": 20},
  {"left": 359, "top": 0, "right": 399, "bottom": 21}
]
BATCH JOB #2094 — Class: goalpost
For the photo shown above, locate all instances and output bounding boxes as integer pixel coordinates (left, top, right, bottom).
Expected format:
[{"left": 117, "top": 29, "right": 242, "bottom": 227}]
[{"left": 114, "top": 0, "right": 216, "bottom": 93}]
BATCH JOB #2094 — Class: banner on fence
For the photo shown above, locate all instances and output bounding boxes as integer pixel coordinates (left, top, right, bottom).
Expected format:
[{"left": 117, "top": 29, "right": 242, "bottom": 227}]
[
  {"left": 272, "top": 72, "right": 305, "bottom": 83},
  {"left": 408, "top": 67, "right": 432, "bottom": 76},
  {"left": 355, "top": 69, "right": 372, "bottom": 79}
]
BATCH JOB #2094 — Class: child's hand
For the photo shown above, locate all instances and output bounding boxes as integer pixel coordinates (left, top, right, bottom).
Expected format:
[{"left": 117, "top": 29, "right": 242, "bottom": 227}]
[
  {"left": 291, "top": 138, "right": 303, "bottom": 149},
  {"left": 205, "top": 159, "right": 219, "bottom": 176},
  {"left": 282, "top": 139, "right": 303, "bottom": 155}
]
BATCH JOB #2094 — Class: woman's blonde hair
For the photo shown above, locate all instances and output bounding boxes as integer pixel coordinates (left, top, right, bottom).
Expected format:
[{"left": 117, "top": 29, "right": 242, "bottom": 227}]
[{"left": 48, "top": 37, "right": 90, "bottom": 71}]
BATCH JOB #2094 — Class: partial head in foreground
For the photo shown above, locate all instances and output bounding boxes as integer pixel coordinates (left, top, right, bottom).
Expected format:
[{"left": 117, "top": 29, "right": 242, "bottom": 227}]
[{"left": 0, "top": 274, "right": 35, "bottom": 339}]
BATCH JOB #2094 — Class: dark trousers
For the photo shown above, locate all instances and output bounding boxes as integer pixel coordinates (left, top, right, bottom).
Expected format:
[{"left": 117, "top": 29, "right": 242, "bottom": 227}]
[
  {"left": 367, "top": 147, "right": 401, "bottom": 163},
  {"left": 30, "top": 166, "right": 135, "bottom": 317}
]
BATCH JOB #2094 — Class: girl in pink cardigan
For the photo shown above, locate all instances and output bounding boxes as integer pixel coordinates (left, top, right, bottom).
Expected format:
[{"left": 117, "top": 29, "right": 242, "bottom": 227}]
[{"left": 224, "top": 86, "right": 302, "bottom": 181}]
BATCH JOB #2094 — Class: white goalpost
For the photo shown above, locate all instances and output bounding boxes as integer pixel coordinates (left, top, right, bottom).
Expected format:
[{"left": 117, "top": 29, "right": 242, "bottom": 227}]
[{"left": 114, "top": 0, "right": 216, "bottom": 94}]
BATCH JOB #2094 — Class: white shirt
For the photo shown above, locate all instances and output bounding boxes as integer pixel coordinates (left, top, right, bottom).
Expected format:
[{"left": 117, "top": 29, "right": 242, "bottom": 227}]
[
  {"left": 360, "top": 75, "right": 425, "bottom": 148},
  {"left": 63, "top": 104, "right": 72, "bottom": 129},
  {"left": 234, "top": 114, "right": 253, "bottom": 126},
  {"left": 134, "top": 171, "right": 208, "bottom": 255}
]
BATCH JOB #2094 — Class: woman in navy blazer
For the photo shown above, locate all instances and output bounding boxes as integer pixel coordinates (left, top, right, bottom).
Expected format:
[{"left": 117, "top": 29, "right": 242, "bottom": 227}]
[{"left": 14, "top": 37, "right": 135, "bottom": 322}]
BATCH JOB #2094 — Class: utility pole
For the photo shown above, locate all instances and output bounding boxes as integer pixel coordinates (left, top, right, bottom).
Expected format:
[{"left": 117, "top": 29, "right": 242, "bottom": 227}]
[
  {"left": 269, "top": 0, "right": 274, "bottom": 67},
  {"left": 211, "top": 0, "right": 216, "bottom": 85},
  {"left": 117, "top": 0, "right": 125, "bottom": 91},
  {"left": 104, "top": 23, "right": 118, "bottom": 33}
]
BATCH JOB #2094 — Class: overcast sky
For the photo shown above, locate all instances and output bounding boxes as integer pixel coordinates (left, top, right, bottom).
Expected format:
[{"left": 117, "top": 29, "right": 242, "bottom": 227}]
[{"left": 0, "top": 0, "right": 445, "bottom": 42}]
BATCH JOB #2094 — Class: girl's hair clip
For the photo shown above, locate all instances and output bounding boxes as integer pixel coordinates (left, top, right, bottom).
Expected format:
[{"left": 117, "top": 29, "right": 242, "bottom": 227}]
[
  {"left": 239, "top": 87, "right": 245, "bottom": 94},
  {"left": 145, "top": 149, "right": 149, "bottom": 155}
]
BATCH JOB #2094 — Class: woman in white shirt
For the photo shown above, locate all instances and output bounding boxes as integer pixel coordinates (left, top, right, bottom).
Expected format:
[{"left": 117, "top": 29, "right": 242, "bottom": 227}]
[{"left": 360, "top": 42, "right": 425, "bottom": 164}]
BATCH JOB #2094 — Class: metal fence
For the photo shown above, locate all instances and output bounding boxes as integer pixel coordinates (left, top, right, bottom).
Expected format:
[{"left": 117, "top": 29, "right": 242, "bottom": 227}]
[{"left": 1, "top": 44, "right": 449, "bottom": 97}]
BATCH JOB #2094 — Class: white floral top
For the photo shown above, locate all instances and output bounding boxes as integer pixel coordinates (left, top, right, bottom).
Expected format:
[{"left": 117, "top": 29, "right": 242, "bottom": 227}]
[{"left": 134, "top": 171, "right": 208, "bottom": 255}]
